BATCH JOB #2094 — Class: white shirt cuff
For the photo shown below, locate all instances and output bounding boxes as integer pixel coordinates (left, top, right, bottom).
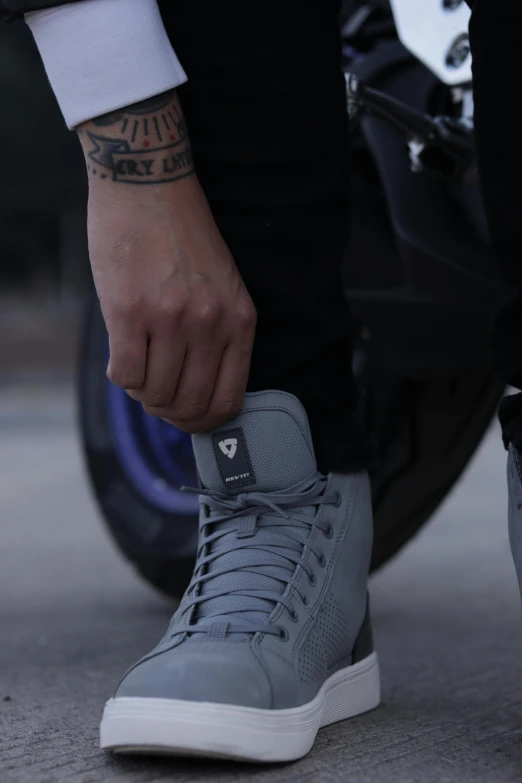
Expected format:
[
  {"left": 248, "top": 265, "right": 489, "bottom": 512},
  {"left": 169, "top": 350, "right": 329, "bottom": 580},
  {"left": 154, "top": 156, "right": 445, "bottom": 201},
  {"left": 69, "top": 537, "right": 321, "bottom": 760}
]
[{"left": 26, "top": 0, "right": 187, "bottom": 129}]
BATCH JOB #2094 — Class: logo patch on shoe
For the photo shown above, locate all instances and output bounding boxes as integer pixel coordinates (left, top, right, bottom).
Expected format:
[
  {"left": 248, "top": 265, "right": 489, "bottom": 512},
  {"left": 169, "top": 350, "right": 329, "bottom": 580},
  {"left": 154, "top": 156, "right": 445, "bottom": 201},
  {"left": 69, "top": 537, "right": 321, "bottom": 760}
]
[
  {"left": 212, "top": 427, "right": 256, "bottom": 489},
  {"left": 218, "top": 438, "right": 238, "bottom": 459}
]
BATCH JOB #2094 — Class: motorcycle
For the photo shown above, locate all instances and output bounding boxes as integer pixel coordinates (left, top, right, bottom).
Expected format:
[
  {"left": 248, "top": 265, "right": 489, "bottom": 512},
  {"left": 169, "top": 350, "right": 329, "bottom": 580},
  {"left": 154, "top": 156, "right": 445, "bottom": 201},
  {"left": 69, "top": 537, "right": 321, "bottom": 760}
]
[{"left": 78, "top": 0, "right": 504, "bottom": 598}]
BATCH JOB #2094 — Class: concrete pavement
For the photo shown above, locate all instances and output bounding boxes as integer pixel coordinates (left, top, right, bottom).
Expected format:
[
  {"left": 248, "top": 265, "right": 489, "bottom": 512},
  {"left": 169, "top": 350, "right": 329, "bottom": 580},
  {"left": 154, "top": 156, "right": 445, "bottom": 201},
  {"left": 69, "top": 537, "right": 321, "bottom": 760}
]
[{"left": 1, "top": 382, "right": 522, "bottom": 783}]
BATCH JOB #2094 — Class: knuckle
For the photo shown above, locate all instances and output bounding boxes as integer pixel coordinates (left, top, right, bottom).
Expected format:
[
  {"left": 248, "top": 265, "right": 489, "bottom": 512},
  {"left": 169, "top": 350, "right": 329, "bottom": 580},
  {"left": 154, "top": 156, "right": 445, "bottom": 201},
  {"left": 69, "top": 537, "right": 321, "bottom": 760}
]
[
  {"left": 195, "top": 301, "right": 222, "bottom": 329},
  {"left": 110, "top": 298, "right": 145, "bottom": 325},
  {"left": 237, "top": 303, "right": 257, "bottom": 331},
  {"left": 157, "top": 301, "right": 184, "bottom": 326}
]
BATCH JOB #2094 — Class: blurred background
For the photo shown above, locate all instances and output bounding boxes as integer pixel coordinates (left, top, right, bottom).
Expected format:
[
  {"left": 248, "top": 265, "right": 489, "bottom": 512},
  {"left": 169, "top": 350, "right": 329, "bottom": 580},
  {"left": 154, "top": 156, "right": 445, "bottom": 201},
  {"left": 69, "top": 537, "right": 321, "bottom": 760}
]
[{"left": 0, "top": 20, "right": 88, "bottom": 382}]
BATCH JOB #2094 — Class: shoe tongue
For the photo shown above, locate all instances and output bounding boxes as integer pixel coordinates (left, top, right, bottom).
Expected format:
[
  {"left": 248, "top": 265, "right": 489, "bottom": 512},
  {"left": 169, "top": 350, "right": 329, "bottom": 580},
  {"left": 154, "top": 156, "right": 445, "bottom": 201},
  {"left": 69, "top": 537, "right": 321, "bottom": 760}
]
[
  {"left": 191, "top": 390, "right": 317, "bottom": 494},
  {"left": 186, "top": 391, "right": 318, "bottom": 635}
]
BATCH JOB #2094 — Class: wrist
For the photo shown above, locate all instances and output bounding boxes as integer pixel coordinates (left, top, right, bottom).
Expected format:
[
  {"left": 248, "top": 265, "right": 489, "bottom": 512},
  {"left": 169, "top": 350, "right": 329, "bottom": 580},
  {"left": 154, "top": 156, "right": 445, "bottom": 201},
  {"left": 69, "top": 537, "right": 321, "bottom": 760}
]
[{"left": 77, "top": 89, "right": 195, "bottom": 188}]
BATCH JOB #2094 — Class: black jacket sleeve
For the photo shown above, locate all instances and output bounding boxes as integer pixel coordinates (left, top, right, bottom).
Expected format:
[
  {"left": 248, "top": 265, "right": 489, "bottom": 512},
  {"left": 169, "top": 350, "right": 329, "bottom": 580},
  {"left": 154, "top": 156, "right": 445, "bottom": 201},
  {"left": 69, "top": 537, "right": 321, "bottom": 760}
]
[{"left": 0, "top": 0, "right": 79, "bottom": 20}]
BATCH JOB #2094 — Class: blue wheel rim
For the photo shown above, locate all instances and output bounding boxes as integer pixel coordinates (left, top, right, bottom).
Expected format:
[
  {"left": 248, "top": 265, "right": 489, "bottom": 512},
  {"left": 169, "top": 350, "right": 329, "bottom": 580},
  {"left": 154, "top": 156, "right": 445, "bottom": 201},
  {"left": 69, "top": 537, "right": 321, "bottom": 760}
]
[{"left": 106, "top": 380, "right": 199, "bottom": 515}]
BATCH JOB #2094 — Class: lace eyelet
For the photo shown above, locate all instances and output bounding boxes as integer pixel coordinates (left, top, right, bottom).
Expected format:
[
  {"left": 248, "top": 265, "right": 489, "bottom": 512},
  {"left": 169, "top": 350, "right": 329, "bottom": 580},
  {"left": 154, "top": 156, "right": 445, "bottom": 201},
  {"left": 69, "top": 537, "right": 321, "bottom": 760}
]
[
  {"left": 317, "top": 552, "right": 326, "bottom": 568},
  {"left": 302, "top": 595, "right": 309, "bottom": 607},
  {"left": 309, "top": 573, "right": 317, "bottom": 587},
  {"left": 289, "top": 608, "right": 299, "bottom": 623},
  {"left": 334, "top": 492, "right": 342, "bottom": 508},
  {"left": 278, "top": 627, "right": 290, "bottom": 641},
  {"left": 324, "top": 523, "right": 334, "bottom": 539}
]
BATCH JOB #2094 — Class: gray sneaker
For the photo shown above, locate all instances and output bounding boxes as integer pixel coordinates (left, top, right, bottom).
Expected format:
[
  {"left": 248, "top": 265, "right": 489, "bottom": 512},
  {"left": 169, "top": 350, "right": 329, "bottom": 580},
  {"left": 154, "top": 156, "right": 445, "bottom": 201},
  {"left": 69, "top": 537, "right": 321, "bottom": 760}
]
[{"left": 100, "top": 390, "right": 380, "bottom": 762}]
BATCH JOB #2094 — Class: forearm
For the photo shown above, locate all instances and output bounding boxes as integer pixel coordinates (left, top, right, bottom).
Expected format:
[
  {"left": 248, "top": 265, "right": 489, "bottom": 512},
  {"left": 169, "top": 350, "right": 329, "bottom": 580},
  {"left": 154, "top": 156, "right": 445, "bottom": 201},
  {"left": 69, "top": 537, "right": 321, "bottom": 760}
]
[
  {"left": 76, "top": 85, "right": 255, "bottom": 434},
  {"left": 77, "top": 89, "right": 195, "bottom": 188}
]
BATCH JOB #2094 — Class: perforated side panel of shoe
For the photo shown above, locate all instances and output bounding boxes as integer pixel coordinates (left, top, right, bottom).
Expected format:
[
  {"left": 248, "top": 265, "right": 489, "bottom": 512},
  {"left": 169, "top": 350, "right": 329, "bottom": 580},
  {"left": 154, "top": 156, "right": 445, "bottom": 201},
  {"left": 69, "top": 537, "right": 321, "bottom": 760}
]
[
  {"left": 299, "top": 595, "right": 353, "bottom": 684},
  {"left": 299, "top": 627, "right": 325, "bottom": 685}
]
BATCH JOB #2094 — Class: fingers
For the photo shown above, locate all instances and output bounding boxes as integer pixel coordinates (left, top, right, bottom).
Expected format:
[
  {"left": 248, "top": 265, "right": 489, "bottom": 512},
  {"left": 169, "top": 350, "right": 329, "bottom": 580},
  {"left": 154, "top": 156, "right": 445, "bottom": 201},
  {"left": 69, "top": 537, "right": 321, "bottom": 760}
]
[
  {"left": 107, "top": 290, "right": 256, "bottom": 434},
  {"left": 161, "top": 336, "right": 253, "bottom": 433},
  {"left": 106, "top": 318, "right": 148, "bottom": 390},
  {"left": 199, "top": 340, "right": 252, "bottom": 430},
  {"left": 157, "top": 297, "right": 255, "bottom": 432},
  {"left": 132, "top": 333, "right": 186, "bottom": 408},
  {"left": 143, "top": 339, "right": 222, "bottom": 427}
]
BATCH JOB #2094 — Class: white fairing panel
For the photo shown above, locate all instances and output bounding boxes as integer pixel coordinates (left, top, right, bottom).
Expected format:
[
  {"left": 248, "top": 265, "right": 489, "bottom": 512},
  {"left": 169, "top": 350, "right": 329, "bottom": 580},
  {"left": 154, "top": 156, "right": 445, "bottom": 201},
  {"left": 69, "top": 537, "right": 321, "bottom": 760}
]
[{"left": 389, "top": 0, "right": 472, "bottom": 85}]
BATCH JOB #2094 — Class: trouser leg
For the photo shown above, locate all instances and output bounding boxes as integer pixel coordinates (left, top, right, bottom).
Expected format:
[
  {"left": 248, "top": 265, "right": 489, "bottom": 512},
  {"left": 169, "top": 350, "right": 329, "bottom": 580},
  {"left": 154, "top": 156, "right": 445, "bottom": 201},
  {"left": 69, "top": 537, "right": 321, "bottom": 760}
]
[
  {"left": 470, "top": 0, "right": 522, "bottom": 446},
  {"left": 163, "top": 0, "right": 374, "bottom": 472}
]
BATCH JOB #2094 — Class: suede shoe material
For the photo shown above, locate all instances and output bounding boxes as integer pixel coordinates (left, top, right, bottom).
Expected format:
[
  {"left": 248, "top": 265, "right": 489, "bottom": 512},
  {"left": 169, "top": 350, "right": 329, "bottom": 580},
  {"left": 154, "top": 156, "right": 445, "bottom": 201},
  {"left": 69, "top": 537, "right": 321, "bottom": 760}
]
[{"left": 101, "top": 391, "right": 380, "bottom": 762}]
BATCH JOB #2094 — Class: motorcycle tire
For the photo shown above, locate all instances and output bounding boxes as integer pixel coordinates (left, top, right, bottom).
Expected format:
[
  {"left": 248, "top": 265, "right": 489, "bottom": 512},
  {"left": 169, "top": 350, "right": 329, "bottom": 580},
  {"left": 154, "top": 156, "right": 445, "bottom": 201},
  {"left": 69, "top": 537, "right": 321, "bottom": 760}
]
[{"left": 78, "top": 294, "right": 502, "bottom": 597}]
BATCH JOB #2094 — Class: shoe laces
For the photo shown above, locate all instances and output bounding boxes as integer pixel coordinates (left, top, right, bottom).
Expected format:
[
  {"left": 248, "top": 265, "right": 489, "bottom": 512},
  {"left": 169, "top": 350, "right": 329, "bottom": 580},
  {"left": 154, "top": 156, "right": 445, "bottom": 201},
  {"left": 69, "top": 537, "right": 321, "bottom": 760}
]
[{"left": 169, "top": 475, "right": 340, "bottom": 640}]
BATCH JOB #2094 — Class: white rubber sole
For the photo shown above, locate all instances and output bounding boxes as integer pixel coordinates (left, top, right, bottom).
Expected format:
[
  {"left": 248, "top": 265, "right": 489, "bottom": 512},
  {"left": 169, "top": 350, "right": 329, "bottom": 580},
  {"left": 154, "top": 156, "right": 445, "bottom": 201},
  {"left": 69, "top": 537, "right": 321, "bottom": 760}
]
[{"left": 100, "top": 652, "right": 380, "bottom": 763}]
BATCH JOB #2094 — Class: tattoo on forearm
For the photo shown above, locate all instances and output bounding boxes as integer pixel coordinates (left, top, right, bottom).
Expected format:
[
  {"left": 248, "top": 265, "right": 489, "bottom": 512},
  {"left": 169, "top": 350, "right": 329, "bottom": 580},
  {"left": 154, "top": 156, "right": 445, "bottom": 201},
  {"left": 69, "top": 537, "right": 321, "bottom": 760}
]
[{"left": 82, "top": 90, "right": 195, "bottom": 186}]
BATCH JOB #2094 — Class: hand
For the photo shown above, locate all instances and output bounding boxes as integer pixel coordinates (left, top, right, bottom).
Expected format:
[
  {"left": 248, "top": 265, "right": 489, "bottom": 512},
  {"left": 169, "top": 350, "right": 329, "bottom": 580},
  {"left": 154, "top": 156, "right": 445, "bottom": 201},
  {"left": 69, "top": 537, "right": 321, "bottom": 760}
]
[{"left": 78, "top": 91, "right": 256, "bottom": 433}]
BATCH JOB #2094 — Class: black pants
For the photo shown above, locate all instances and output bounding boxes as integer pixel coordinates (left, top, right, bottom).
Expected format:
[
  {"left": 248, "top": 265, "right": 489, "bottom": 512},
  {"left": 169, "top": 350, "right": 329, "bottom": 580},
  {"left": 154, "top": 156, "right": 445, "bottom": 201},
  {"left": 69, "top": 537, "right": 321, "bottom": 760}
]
[
  {"left": 163, "top": 0, "right": 522, "bottom": 469},
  {"left": 469, "top": 0, "right": 522, "bottom": 448}
]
